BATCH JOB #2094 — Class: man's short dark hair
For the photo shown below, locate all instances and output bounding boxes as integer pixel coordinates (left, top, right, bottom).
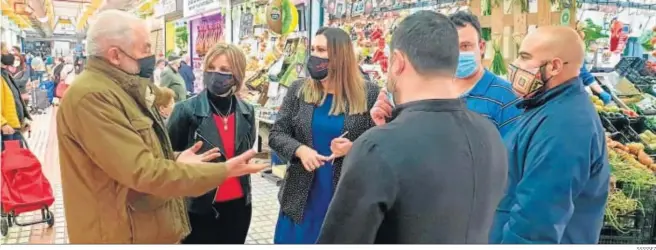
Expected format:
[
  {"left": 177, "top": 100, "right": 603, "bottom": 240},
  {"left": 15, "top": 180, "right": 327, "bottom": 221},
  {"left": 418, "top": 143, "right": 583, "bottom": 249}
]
[
  {"left": 391, "top": 10, "right": 459, "bottom": 75},
  {"left": 449, "top": 11, "right": 483, "bottom": 41}
]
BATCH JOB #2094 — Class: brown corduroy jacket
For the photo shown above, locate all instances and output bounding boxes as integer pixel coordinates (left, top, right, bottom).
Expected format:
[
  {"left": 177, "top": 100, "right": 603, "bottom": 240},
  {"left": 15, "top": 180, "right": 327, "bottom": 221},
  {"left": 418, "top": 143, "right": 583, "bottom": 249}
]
[{"left": 56, "top": 57, "right": 229, "bottom": 243}]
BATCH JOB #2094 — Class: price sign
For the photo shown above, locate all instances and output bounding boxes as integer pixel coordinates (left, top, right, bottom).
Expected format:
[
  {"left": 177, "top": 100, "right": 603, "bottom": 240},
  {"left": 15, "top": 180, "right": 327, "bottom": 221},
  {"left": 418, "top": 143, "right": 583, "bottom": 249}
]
[{"left": 560, "top": 9, "right": 570, "bottom": 26}]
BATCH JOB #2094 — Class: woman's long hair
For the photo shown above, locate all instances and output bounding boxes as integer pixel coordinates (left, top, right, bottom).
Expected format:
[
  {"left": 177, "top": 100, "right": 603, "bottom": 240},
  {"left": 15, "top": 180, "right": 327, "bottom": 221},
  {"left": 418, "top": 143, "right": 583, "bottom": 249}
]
[
  {"left": 202, "top": 43, "right": 247, "bottom": 93},
  {"left": 301, "top": 27, "right": 367, "bottom": 116}
]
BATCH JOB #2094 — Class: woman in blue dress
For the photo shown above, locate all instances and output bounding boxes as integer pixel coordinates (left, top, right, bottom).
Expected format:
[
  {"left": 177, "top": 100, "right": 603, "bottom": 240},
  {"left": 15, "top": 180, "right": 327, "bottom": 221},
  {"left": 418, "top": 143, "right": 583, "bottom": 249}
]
[{"left": 269, "top": 27, "right": 380, "bottom": 244}]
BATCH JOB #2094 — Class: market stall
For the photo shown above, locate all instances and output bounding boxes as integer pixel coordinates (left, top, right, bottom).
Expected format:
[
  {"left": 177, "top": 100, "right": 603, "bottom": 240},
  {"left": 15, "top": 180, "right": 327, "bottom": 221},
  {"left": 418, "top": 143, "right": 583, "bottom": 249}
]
[
  {"left": 224, "top": 0, "right": 309, "bottom": 182},
  {"left": 590, "top": 57, "right": 656, "bottom": 243}
]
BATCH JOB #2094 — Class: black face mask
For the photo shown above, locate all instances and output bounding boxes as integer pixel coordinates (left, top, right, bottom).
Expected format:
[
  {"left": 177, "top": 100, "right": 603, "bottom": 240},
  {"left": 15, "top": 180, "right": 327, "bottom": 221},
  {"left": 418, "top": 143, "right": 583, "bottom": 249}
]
[
  {"left": 1, "top": 54, "right": 15, "bottom": 66},
  {"left": 204, "top": 72, "right": 236, "bottom": 97},
  {"left": 119, "top": 49, "right": 156, "bottom": 79},
  {"left": 306, "top": 56, "right": 329, "bottom": 81}
]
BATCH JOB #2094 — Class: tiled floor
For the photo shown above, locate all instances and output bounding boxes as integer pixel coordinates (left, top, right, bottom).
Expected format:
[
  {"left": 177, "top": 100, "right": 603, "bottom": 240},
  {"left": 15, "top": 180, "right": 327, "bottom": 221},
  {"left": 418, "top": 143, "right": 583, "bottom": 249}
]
[{"left": 1, "top": 107, "right": 281, "bottom": 244}]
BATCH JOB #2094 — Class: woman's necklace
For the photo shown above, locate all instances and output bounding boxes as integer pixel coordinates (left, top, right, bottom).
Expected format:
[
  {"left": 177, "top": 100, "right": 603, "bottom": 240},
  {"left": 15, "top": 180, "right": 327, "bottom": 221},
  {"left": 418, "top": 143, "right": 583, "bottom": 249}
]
[{"left": 211, "top": 98, "right": 233, "bottom": 131}]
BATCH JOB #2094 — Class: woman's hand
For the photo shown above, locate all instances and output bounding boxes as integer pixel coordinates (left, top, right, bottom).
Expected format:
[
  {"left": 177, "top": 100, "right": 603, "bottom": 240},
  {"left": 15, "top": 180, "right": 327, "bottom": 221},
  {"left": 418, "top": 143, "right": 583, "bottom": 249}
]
[
  {"left": 295, "top": 145, "right": 330, "bottom": 172},
  {"left": 329, "top": 138, "right": 353, "bottom": 159}
]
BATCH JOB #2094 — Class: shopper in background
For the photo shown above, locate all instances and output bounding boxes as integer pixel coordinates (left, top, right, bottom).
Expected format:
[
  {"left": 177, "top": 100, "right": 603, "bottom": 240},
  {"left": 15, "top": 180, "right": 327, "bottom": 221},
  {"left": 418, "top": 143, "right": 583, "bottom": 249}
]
[
  {"left": 57, "top": 10, "right": 268, "bottom": 244},
  {"left": 168, "top": 43, "right": 255, "bottom": 244},
  {"left": 10, "top": 51, "right": 29, "bottom": 95},
  {"left": 64, "top": 57, "right": 85, "bottom": 86},
  {"left": 318, "top": 11, "right": 507, "bottom": 244},
  {"left": 52, "top": 57, "right": 65, "bottom": 84},
  {"left": 179, "top": 54, "right": 196, "bottom": 95},
  {"left": 489, "top": 26, "right": 609, "bottom": 244},
  {"left": 154, "top": 86, "right": 175, "bottom": 124},
  {"left": 161, "top": 55, "right": 187, "bottom": 102},
  {"left": 31, "top": 53, "right": 45, "bottom": 82},
  {"left": 59, "top": 56, "right": 75, "bottom": 83},
  {"left": 577, "top": 31, "right": 613, "bottom": 105},
  {"left": 1, "top": 42, "right": 31, "bottom": 147},
  {"left": 153, "top": 59, "right": 166, "bottom": 85},
  {"left": 269, "top": 27, "right": 380, "bottom": 244}
]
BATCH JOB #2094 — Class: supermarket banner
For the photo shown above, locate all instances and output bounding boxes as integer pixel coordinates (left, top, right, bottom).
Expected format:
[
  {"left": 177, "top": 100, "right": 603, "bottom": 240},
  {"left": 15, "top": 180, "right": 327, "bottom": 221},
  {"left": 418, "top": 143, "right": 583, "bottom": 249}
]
[{"left": 183, "top": 0, "right": 221, "bottom": 18}]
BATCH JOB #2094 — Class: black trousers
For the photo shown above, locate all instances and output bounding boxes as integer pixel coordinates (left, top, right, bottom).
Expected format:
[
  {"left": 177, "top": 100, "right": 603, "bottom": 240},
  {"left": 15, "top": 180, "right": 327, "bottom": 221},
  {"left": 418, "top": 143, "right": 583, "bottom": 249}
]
[{"left": 182, "top": 198, "right": 252, "bottom": 244}]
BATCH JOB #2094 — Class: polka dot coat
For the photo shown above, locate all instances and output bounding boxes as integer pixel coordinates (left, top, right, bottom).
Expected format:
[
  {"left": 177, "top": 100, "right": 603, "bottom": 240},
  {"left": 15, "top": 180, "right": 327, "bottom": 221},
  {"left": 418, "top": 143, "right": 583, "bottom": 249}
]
[{"left": 269, "top": 79, "right": 380, "bottom": 224}]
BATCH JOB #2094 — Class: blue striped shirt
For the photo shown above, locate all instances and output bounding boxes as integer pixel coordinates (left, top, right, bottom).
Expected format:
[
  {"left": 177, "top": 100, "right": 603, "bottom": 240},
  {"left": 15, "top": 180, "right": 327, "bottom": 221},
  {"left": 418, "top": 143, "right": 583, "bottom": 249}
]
[{"left": 462, "top": 70, "right": 523, "bottom": 138}]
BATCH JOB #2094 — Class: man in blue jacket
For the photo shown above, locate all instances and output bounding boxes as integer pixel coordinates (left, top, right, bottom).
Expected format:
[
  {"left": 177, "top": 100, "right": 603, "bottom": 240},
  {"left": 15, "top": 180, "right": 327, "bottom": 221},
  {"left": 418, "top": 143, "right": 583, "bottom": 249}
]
[
  {"left": 179, "top": 54, "right": 195, "bottom": 95},
  {"left": 489, "top": 26, "right": 610, "bottom": 244}
]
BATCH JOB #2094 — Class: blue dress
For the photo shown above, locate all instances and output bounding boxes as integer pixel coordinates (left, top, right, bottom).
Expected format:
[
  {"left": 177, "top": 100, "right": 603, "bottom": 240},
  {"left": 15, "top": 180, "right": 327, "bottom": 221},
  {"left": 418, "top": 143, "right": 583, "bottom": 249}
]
[{"left": 274, "top": 94, "right": 345, "bottom": 244}]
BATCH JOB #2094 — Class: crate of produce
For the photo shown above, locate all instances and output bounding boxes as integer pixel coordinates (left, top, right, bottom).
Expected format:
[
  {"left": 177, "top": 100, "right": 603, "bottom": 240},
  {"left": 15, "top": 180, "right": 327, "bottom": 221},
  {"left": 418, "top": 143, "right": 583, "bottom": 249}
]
[
  {"left": 615, "top": 57, "right": 646, "bottom": 77},
  {"left": 602, "top": 140, "right": 656, "bottom": 244},
  {"left": 601, "top": 180, "right": 656, "bottom": 244}
]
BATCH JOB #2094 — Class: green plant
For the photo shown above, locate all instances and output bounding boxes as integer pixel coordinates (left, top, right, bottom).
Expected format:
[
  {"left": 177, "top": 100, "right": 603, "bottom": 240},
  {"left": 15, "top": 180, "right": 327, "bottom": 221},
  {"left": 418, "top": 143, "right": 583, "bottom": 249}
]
[
  {"left": 491, "top": 43, "right": 507, "bottom": 76},
  {"left": 582, "top": 18, "right": 608, "bottom": 48},
  {"left": 175, "top": 26, "right": 189, "bottom": 51},
  {"left": 482, "top": 28, "right": 492, "bottom": 42}
]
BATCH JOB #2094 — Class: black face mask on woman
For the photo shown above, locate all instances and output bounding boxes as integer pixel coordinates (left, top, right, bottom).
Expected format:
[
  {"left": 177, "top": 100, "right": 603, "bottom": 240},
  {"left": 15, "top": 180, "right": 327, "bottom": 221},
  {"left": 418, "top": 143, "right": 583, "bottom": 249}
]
[
  {"left": 1, "top": 54, "right": 15, "bottom": 66},
  {"left": 306, "top": 56, "right": 329, "bottom": 81},
  {"left": 204, "top": 72, "right": 236, "bottom": 97}
]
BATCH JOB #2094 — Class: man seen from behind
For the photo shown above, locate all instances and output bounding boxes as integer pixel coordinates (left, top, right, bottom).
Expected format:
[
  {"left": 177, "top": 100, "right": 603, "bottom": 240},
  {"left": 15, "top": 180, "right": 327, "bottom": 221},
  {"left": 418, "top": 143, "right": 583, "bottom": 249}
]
[{"left": 317, "top": 11, "right": 508, "bottom": 244}]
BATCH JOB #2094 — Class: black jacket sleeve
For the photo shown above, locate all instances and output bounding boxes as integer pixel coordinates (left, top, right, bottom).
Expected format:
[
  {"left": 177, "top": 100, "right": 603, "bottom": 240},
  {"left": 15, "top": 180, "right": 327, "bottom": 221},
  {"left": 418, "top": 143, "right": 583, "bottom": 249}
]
[
  {"left": 268, "top": 80, "right": 304, "bottom": 162},
  {"left": 167, "top": 102, "right": 193, "bottom": 152},
  {"left": 317, "top": 137, "right": 398, "bottom": 243}
]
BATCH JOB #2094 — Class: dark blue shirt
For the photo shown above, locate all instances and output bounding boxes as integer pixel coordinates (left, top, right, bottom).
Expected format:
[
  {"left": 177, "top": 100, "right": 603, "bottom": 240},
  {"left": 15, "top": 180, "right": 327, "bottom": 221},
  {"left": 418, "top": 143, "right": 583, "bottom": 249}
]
[
  {"left": 462, "top": 70, "right": 523, "bottom": 138},
  {"left": 178, "top": 62, "right": 195, "bottom": 93},
  {"left": 489, "top": 78, "right": 610, "bottom": 244}
]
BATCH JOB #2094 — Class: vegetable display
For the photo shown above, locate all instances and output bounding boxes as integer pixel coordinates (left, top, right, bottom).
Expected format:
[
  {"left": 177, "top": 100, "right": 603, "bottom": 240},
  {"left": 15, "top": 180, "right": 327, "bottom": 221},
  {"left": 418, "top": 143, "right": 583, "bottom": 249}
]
[{"left": 606, "top": 136, "right": 656, "bottom": 231}]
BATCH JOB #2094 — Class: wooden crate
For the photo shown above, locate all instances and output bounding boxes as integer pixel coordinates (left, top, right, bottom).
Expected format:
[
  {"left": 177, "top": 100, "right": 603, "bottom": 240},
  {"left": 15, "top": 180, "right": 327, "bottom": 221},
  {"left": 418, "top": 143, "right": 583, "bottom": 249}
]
[{"left": 469, "top": 0, "right": 579, "bottom": 68}]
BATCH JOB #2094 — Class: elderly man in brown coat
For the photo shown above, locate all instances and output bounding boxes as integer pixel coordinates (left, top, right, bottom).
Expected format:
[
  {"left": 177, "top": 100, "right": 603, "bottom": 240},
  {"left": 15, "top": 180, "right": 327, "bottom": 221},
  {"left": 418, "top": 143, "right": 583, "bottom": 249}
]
[{"left": 56, "top": 10, "right": 267, "bottom": 244}]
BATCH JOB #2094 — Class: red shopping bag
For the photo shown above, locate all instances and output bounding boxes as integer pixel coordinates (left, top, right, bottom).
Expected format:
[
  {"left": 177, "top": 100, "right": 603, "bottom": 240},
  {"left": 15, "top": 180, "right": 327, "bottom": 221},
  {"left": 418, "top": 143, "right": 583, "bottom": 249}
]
[
  {"left": 55, "top": 82, "right": 68, "bottom": 98},
  {"left": 1, "top": 140, "right": 55, "bottom": 214}
]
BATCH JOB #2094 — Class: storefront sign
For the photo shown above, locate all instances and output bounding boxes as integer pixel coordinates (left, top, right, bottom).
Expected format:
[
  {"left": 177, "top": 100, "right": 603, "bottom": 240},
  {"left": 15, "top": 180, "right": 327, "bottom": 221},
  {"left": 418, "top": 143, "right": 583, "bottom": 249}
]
[
  {"left": 183, "top": 0, "right": 221, "bottom": 18},
  {"left": 162, "top": 0, "right": 178, "bottom": 15}
]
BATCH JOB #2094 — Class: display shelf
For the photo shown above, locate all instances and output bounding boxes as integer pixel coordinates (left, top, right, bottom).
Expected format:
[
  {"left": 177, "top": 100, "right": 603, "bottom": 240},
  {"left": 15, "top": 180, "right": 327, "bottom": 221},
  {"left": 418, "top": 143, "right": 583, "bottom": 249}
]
[{"left": 593, "top": 72, "right": 632, "bottom": 110}]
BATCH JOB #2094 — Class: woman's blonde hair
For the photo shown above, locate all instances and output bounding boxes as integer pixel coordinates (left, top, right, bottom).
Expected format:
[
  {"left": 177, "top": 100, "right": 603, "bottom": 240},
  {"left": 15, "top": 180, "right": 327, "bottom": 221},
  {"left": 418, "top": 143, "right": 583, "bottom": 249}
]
[
  {"left": 202, "top": 43, "right": 247, "bottom": 93},
  {"left": 301, "top": 27, "right": 367, "bottom": 116},
  {"left": 155, "top": 87, "right": 175, "bottom": 108}
]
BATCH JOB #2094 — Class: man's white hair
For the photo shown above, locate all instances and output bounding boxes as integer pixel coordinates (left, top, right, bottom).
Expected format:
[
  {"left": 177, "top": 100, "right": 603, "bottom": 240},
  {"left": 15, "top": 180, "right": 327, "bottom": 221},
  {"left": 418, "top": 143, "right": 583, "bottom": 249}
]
[{"left": 86, "top": 10, "right": 147, "bottom": 56}]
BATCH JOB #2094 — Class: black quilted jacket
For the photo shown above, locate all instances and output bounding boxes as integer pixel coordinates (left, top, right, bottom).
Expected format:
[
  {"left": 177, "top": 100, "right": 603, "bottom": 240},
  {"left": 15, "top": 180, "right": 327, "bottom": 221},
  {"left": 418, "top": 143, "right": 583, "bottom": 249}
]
[{"left": 269, "top": 79, "right": 380, "bottom": 223}]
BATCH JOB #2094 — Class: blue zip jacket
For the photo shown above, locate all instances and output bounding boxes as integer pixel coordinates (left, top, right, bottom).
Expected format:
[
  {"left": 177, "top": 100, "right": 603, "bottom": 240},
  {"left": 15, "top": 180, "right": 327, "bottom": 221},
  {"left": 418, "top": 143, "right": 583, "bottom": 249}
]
[{"left": 489, "top": 78, "right": 610, "bottom": 244}]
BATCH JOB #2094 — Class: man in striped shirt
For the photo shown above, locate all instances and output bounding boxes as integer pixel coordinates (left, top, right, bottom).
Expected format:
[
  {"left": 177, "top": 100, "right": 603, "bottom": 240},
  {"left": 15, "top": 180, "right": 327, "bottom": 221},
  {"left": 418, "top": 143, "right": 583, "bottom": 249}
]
[
  {"left": 449, "top": 11, "right": 522, "bottom": 137},
  {"left": 371, "top": 11, "right": 522, "bottom": 138}
]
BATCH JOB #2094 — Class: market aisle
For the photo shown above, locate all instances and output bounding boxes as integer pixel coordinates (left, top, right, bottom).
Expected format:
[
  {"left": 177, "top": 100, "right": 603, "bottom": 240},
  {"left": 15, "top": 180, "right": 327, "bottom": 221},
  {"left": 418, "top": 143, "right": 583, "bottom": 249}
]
[{"left": 1, "top": 107, "right": 281, "bottom": 244}]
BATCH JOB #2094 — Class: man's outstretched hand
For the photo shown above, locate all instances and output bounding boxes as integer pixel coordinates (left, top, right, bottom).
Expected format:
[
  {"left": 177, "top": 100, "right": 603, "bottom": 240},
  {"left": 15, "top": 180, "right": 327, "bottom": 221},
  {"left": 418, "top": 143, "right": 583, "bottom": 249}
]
[
  {"left": 177, "top": 141, "right": 222, "bottom": 164},
  {"left": 226, "top": 150, "right": 269, "bottom": 177}
]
